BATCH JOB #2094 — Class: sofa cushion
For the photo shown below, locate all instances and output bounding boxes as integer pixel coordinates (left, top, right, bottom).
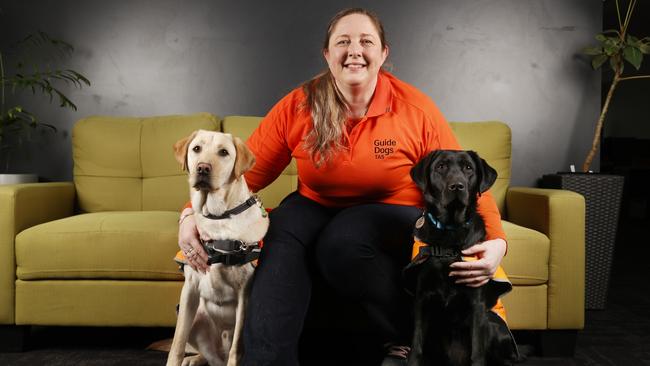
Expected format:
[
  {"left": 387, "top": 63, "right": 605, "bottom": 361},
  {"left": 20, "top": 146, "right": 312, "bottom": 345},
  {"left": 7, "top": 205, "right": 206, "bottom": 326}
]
[
  {"left": 16, "top": 212, "right": 183, "bottom": 281},
  {"left": 73, "top": 113, "right": 220, "bottom": 212},
  {"left": 501, "top": 220, "right": 549, "bottom": 285}
]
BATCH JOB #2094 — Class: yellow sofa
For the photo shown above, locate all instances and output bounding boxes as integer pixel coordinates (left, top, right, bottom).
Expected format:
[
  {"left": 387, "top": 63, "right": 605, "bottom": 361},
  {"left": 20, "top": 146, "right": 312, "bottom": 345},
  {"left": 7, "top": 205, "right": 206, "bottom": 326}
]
[{"left": 0, "top": 113, "right": 585, "bottom": 354}]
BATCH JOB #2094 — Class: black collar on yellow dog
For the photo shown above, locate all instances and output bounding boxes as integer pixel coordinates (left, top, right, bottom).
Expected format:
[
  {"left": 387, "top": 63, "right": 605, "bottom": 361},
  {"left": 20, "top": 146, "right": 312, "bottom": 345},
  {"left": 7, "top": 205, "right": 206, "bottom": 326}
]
[{"left": 203, "top": 195, "right": 261, "bottom": 220}]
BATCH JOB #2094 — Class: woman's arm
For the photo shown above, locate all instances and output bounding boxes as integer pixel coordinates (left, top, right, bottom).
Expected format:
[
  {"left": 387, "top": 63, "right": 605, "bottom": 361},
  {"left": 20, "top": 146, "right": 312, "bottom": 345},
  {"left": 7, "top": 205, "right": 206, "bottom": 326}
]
[{"left": 178, "top": 207, "right": 210, "bottom": 273}]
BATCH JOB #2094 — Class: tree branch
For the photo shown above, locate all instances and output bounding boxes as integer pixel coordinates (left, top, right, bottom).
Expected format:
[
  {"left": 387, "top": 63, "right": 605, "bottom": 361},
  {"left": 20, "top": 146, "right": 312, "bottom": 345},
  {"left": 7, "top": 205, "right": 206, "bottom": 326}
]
[
  {"left": 618, "top": 74, "right": 650, "bottom": 81},
  {"left": 583, "top": 73, "right": 621, "bottom": 172}
]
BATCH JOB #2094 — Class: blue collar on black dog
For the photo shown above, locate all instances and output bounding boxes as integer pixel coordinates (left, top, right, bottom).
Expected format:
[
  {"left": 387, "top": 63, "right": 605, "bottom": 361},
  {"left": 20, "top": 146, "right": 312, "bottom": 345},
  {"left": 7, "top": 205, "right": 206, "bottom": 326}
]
[{"left": 426, "top": 212, "right": 471, "bottom": 231}]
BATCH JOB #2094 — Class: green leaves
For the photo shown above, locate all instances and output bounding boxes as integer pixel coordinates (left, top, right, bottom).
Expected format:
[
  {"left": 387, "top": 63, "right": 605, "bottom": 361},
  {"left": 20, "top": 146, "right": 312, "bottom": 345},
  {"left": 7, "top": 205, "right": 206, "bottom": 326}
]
[
  {"left": 581, "top": 0, "right": 650, "bottom": 172},
  {"left": 584, "top": 27, "right": 649, "bottom": 73},
  {"left": 591, "top": 54, "right": 608, "bottom": 70},
  {"left": 623, "top": 45, "right": 642, "bottom": 69},
  {"left": 0, "top": 105, "right": 52, "bottom": 144},
  {"left": 1, "top": 30, "right": 90, "bottom": 144},
  {"left": 10, "top": 68, "right": 91, "bottom": 111}
]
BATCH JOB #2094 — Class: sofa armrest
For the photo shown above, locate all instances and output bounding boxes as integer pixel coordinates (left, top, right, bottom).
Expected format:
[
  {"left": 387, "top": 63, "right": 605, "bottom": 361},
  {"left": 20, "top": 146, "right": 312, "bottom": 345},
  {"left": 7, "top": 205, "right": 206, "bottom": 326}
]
[
  {"left": 0, "top": 182, "right": 75, "bottom": 324},
  {"left": 506, "top": 187, "right": 585, "bottom": 329}
]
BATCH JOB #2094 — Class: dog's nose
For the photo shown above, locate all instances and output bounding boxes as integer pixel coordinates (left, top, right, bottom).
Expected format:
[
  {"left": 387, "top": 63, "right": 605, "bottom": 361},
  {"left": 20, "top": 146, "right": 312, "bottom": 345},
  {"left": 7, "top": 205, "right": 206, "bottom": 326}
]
[
  {"left": 197, "top": 163, "right": 212, "bottom": 176},
  {"left": 448, "top": 182, "right": 465, "bottom": 191}
]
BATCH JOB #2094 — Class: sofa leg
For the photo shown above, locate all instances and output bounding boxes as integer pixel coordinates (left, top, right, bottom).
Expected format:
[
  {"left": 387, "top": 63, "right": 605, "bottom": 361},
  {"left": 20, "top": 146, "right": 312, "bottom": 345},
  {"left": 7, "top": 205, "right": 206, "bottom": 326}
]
[
  {"left": 0, "top": 325, "right": 30, "bottom": 352},
  {"left": 539, "top": 330, "right": 577, "bottom": 357}
]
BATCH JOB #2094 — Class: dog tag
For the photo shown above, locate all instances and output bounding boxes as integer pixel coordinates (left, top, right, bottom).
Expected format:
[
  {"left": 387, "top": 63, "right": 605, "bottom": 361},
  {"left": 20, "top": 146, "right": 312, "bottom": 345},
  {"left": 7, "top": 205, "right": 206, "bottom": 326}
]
[{"left": 415, "top": 216, "right": 425, "bottom": 229}]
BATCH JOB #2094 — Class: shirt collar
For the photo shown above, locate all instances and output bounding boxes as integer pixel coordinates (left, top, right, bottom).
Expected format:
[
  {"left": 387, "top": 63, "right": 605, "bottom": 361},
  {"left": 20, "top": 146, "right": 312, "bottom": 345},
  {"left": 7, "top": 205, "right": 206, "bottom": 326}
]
[{"left": 365, "top": 71, "right": 393, "bottom": 118}]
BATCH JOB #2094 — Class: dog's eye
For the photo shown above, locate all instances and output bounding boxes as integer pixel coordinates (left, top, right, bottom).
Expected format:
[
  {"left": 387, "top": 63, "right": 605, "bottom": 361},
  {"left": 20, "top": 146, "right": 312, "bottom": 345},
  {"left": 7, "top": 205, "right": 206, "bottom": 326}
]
[
  {"left": 436, "top": 163, "right": 447, "bottom": 171},
  {"left": 464, "top": 164, "right": 473, "bottom": 171},
  {"left": 218, "top": 149, "right": 229, "bottom": 157},
  {"left": 192, "top": 145, "right": 201, "bottom": 153}
]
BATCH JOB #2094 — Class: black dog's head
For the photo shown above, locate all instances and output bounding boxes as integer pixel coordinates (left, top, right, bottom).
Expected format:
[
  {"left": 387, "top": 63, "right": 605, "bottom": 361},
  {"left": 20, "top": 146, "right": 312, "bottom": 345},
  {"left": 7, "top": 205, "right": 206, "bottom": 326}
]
[{"left": 411, "top": 150, "right": 497, "bottom": 224}]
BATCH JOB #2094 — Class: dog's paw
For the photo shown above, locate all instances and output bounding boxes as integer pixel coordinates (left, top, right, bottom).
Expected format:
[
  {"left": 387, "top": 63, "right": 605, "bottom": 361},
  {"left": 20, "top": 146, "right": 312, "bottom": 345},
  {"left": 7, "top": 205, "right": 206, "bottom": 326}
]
[{"left": 182, "top": 354, "right": 207, "bottom": 366}]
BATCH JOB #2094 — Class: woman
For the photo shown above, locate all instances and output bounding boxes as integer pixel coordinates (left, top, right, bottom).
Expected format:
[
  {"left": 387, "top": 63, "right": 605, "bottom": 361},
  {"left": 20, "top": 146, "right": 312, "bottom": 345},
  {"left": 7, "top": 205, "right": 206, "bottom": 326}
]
[{"left": 178, "top": 8, "right": 507, "bottom": 366}]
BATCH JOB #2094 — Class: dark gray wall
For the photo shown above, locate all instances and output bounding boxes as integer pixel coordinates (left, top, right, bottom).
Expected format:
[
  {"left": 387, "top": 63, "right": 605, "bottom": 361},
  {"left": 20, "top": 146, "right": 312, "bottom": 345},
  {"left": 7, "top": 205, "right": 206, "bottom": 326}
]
[{"left": 0, "top": 0, "right": 601, "bottom": 186}]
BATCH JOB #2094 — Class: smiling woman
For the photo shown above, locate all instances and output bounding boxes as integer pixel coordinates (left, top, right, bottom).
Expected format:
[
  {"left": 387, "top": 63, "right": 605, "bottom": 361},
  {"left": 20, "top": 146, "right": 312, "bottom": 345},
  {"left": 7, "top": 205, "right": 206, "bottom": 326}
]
[
  {"left": 177, "top": 7, "right": 508, "bottom": 366},
  {"left": 303, "top": 8, "right": 390, "bottom": 166},
  {"left": 323, "top": 13, "right": 388, "bottom": 104}
]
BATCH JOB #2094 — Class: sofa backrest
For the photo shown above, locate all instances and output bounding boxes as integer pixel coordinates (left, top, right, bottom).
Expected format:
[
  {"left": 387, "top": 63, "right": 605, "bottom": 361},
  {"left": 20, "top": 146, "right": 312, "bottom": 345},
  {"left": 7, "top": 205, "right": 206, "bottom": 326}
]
[
  {"left": 72, "top": 114, "right": 511, "bottom": 215},
  {"left": 73, "top": 113, "right": 220, "bottom": 212},
  {"left": 223, "top": 116, "right": 511, "bottom": 214}
]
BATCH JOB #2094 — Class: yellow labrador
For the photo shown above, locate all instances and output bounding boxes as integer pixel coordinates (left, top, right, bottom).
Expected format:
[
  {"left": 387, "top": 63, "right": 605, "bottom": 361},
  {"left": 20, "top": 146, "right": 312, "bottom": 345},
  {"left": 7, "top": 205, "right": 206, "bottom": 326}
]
[{"left": 167, "top": 130, "right": 269, "bottom": 366}]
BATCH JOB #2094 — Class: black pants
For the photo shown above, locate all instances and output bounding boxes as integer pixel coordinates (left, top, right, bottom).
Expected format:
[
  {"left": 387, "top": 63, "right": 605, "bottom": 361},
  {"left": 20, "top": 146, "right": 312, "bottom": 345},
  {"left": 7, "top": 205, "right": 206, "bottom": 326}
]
[{"left": 241, "top": 192, "right": 421, "bottom": 365}]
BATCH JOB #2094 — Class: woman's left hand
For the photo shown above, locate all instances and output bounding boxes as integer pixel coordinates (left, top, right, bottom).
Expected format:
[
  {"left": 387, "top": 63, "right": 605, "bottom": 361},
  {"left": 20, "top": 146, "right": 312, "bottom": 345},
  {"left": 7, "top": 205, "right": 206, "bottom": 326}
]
[{"left": 448, "top": 238, "right": 507, "bottom": 288}]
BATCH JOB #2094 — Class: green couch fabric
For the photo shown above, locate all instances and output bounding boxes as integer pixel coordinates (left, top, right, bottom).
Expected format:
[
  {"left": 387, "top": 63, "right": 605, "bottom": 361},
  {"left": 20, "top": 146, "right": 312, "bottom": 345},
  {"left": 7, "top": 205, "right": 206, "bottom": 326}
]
[
  {"left": 500, "top": 221, "right": 549, "bottom": 286},
  {"left": 16, "top": 211, "right": 183, "bottom": 281},
  {"left": 73, "top": 113, "right": 220, "bottom": 213},
  {"left": 506, "top": 187, "right": 586, "bottom": 329},
  {"left": 16, "top": 280, "right": 182, "bottom": 326},
  {"left": 0, "top": 182, "right": 75, "bottom": 324}
]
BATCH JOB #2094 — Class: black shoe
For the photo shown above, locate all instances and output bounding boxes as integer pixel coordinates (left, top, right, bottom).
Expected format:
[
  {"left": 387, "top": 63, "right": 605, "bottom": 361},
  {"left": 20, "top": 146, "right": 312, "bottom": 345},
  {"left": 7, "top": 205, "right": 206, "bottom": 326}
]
[{"left": 380, "top": 344, "right": 410, "bottom": 366}]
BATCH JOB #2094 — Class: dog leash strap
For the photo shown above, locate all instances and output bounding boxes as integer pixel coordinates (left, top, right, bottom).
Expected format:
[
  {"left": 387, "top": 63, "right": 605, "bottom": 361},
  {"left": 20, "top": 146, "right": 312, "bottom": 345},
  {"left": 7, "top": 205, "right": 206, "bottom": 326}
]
[
  {"left": 203, "top": 239, "right": 246, "bottom": 252},
  {"left": 419, "top": 245, "right": 458, "bottom": 258},
  {"left": 203, "top": 239, "right": 261, "bottom": 265},
  {"left": 207, "top": 248, "right": 261, "bottom": 266},
  {"left": 203, "top": 196, "right": 259, "bottom": 220}
]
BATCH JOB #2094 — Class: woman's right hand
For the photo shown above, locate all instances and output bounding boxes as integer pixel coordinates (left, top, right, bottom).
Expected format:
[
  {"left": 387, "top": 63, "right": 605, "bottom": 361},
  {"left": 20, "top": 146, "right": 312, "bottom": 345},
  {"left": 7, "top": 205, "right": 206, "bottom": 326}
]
[{"left": 178, "top": 209, "right": 210, "bottom": 273}]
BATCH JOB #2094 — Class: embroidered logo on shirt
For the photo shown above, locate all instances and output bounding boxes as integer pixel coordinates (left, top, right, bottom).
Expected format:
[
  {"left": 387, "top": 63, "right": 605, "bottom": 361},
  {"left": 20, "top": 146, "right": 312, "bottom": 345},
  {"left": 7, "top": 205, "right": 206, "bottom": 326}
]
[{"left": 373, "top": 139, "right": 397, "bottom": 159}]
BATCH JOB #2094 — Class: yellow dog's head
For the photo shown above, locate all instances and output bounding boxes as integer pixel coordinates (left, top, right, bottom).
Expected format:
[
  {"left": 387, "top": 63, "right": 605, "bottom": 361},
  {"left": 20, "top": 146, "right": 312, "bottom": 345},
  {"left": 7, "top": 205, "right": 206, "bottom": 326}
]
[{"left": 173, "top": 130, "right": 255, "bottom": 191}]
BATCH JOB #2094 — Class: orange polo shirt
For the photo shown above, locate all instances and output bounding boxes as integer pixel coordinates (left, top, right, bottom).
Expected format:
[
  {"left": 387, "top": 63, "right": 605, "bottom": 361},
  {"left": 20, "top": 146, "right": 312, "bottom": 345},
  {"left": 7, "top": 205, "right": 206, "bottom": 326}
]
[{"left": 244, "top": 71, "right": 506, "bottom": 241}]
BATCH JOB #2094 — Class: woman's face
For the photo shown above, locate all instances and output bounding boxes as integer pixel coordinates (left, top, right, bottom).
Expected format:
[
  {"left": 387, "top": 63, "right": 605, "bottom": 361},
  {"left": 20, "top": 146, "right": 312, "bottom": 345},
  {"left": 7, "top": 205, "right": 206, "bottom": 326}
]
[{"left": 324, "top": 13, "right": 388, "bottom": 91}]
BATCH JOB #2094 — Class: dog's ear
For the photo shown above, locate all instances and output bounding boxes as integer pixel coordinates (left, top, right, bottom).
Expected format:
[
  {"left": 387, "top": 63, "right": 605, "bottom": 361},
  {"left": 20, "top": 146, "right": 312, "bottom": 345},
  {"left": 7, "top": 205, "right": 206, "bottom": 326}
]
[
  {"left": 411, "top": 150, "right": 441, "bottom": 201},
  {"left": 173, "top": 131, "right": 198, "bottom": 172},
  {"left": 467, "top": 150, "right": 497, "bottom": 194},
  {"left": 411, "top": 151, "right": 434, "bottom": 193},
  {"left": 233, "top": 136, "right": 255, "bottom": 178}
]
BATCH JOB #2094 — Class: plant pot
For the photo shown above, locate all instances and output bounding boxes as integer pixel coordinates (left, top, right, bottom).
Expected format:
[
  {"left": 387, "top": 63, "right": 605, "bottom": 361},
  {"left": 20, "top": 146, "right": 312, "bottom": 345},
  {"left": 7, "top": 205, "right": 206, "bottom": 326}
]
[
  {"left": 0, "top": 174, "right": 38, "bottom": 185},
  {"left": 541, "top": 173, "right": 624, "bottom": 310}
]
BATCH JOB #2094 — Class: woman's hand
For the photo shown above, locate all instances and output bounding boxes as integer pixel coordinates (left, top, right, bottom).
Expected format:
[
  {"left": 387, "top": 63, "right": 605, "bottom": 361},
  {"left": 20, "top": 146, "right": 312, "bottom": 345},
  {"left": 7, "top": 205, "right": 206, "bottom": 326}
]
[
  {"left": 178, "top": 208, "right": 210, "bottom": 273},
  {"left": 448, "top": 238, "right": 506, "bottom": 288}
]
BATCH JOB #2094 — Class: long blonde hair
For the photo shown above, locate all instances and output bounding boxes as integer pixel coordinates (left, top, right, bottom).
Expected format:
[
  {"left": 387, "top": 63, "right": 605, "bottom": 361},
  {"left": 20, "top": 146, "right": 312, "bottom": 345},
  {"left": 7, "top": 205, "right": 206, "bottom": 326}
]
[{"left": 302, "top": 8, "right": 388, "bottom": 166}]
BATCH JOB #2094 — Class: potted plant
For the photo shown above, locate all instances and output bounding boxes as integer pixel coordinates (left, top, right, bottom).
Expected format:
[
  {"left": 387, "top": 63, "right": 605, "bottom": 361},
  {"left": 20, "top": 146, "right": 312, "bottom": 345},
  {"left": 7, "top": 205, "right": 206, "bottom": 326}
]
[
  {"left": 0, "top": 30, "right": 90, "bottom": 183},
  {"left": 582, "top": 0, "right": 650, "bottom": 172},
  {"left": 542, "top": 0, "right": 649, "bottom": 309}
]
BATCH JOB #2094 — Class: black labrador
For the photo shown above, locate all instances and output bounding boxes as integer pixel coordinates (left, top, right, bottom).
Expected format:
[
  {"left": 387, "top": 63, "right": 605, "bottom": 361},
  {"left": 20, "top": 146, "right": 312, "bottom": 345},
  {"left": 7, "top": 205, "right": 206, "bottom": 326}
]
[{"left": 404, "top": 150, "right": 521, "bottom": 366}]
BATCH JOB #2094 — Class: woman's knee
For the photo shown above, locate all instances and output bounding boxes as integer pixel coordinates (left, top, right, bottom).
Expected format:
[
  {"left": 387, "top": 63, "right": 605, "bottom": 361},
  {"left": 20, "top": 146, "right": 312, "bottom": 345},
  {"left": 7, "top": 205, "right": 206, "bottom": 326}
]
[
  {"left": 314, "top": 225, "right": 391, "bottom": 298},
  {"left": 264, "top": 192, "right": 333, "bottom": 249},
  {"left": 315, "top": 204, "right": 419, "bottom": 262},
  {"left": 316, "top": 224, "right": 375, "bottom": 258}
]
